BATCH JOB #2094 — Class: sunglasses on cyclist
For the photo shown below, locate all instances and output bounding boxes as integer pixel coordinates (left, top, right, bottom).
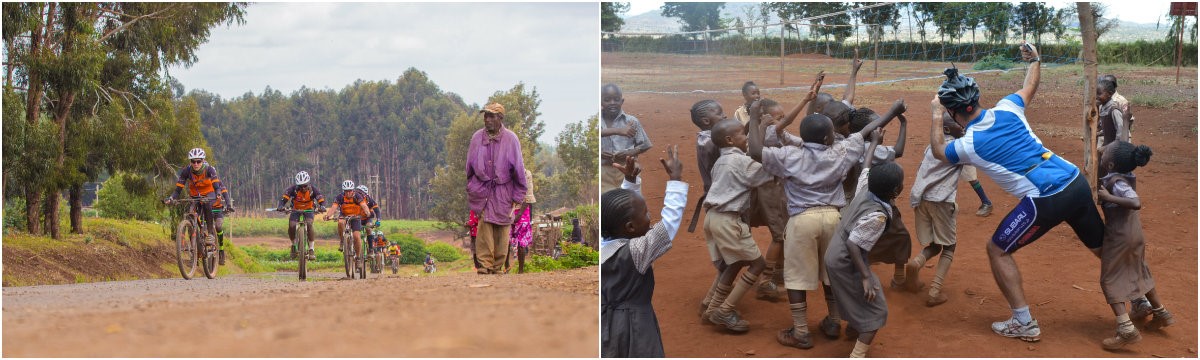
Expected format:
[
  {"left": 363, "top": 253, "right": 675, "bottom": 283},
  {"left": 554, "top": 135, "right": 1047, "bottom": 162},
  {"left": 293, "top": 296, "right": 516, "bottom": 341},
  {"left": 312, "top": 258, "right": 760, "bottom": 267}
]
[{"left": 190, "top": 159, "right": 203, "bottom": 164}]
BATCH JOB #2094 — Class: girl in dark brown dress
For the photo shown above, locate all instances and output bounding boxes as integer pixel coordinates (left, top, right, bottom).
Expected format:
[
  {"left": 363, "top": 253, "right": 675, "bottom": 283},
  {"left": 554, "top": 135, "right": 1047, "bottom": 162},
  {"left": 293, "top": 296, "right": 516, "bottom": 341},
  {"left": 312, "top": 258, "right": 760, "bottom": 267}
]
[{"left": 1096, "top": 141, "right": 1175, "bottom": 350}]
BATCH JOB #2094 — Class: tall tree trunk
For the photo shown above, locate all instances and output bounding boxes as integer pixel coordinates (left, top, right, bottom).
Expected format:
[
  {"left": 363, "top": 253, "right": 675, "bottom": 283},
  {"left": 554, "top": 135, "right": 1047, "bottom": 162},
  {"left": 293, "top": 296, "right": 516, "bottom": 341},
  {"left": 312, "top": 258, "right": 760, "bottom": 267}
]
[
  {"left": 25, "top": 3, "right": 54, "bottom": 126},
  {"left": 25, "top": 187, "right": 43, "bottom": 235},
  {"left": 44, "top": 190, "right": 59, "bottom": 239},
  {"left": 1078, "top": 2, "right": 1100, "bottom": 199},
  {"left": 70, "top": 183, "right": 83, "bottom": 234}
]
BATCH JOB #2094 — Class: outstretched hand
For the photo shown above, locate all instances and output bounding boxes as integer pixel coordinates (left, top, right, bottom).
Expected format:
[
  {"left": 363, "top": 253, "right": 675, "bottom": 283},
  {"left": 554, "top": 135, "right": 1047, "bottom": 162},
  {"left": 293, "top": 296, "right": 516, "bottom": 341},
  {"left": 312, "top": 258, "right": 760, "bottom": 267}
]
[
  {"left": 890, "top": 98, "right": 907, "bottom": 116},
  {"left": 660, "top": 144, "right": 683, "bottom": 181},
  {"left": 804, "top": 71, "right": 825, "bottom": 103},
  {"left": 613, "top": 154, "right": 642, "bottom": 183}
]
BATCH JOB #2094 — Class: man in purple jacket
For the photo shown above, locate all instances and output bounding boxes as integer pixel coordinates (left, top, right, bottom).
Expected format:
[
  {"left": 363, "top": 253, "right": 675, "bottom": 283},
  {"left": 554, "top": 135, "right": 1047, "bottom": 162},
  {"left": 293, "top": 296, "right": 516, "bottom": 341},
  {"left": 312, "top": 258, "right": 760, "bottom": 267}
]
[{"left": 466, "top": 102, "right": 529, "bottom": 274}]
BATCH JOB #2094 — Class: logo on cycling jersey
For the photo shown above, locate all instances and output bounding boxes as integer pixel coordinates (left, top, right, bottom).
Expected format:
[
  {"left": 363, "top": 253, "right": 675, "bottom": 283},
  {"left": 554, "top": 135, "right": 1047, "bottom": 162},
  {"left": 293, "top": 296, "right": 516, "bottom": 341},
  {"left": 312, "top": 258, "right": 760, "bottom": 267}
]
[{"left": 1002, "top": 211, "right": 1027, "bottom": 237}]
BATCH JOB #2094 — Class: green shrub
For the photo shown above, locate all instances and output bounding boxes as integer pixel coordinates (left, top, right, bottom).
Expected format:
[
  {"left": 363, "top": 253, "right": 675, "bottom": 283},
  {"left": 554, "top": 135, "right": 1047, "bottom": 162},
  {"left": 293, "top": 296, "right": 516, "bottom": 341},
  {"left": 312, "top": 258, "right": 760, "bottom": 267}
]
[
  {"left": 95, "top": 172, "right": 167, "bottom": 221},
  {"left": 4, "top": 197, "right": 26, "bottom": 232},
  {"left": 973, "top": 53, "right": 1016, "bottom": 71},
  {"left": 524, "top": 242, "right": 598, "bottom": 273},
  {"left": 426, "top": 241, "right": 464, "bottom": 263},
  {"left": 394, "top": 233, "right": 427, "bottom": 264}
]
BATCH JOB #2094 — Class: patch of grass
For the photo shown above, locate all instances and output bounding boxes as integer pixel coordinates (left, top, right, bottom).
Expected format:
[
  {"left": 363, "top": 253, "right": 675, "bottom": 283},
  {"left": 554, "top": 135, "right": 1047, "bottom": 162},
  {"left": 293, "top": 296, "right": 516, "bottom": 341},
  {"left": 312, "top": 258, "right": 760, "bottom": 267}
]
[
  {"left": 525, "top": 242, "right": 598, "bottom": 273},
  {"left": 973, "top": 54, "right": 1016, "bottom": 71},
  {"left": 1129, "top": 93, "right": 1179, "bottom": 108},
  {"left": 225, "top": 218, "right": 441, "bottom": 238}
]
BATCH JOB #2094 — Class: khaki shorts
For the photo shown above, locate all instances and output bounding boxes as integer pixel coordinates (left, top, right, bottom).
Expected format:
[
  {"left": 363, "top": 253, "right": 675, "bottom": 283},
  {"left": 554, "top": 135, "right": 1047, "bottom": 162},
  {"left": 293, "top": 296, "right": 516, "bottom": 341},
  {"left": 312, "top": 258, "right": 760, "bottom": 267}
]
[
  {"left": 959, "top": 165, "right": 977, "bottom": 182},
  {"left": 915, "top": 201, "right": 957, "bottom": 246},
  {"left": 784, "top": 206, "right": 840, "bottom": 290},
  {"left": 601, "top": 166, "right": 624, "bottom": 193},
  {"left": 704, "top": 210, "right": 762, "bottom": 265}
]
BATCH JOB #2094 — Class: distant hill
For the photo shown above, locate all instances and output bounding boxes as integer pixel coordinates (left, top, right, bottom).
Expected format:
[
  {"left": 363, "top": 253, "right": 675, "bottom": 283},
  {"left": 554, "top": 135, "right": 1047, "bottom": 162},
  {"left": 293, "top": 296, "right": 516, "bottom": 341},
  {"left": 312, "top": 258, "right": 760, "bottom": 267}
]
[{"left": 617, "top": 4, "right": 1172, "bottom": 43}]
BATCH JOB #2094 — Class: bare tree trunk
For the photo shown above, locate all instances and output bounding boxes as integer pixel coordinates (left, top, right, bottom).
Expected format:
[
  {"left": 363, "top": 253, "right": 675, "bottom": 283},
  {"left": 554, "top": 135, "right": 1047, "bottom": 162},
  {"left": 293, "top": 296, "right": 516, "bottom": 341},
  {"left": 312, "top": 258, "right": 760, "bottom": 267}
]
[
  {"left": 70, "top": 183, "right": 83, "bottom": 234},
  {"left": 25, "top": 187, "right": 43, "bottom": 235},
  {"left": 1078, "top": 2, "right": 1100, "bottom": 199},
  {"left": 44, "top": 190, "right": 60, "bottom": 239}
]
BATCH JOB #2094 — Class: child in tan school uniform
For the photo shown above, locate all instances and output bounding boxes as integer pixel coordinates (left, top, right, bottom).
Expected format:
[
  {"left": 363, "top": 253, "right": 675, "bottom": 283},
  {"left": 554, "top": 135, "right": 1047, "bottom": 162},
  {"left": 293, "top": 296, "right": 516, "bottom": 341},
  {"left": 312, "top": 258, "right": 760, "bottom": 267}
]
[
  {"left": 906, "top": 112, "right": 968, "bottom": 307},
  {"left": 748, "top": 96, "right": 905, "bottom": 349},
  {"left": 1096, "top": 141, "right": 1174, "bottom": 350},
  {"left": 690, "top": 99, "right": 734, "bottom": 316},
  {"left": 700, "top": 119, "right": 775, "bottom": 332},
  {"left": 734, "top": 81, "right": 761, "bottom": 126}
]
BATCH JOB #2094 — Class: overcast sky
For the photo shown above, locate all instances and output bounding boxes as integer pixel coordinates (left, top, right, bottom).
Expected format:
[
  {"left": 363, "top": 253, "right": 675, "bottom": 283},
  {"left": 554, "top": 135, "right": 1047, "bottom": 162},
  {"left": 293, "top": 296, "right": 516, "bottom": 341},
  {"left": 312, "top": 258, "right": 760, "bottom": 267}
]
[
  {"left": 627, "top": 1, "right": 1175, "bottom": 25},
  {"left": 168, "top": 2, "right": 599, "bottom": 144}
]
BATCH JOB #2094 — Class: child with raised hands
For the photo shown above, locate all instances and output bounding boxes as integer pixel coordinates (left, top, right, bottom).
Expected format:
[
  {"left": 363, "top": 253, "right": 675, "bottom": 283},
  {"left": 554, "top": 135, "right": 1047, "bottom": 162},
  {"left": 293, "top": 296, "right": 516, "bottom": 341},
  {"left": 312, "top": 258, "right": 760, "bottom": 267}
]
[
  {"left": 600, "top": 145, "right": 687, "bottom": 358},
  {"left": 748, "top": 95, "right": 904, "bottom": 348}
]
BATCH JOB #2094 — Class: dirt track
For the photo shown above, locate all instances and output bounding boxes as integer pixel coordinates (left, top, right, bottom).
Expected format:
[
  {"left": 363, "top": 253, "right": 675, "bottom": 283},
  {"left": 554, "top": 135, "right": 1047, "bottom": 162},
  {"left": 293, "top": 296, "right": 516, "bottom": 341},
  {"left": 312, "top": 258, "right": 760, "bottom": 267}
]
[
  {"left": 3, "top": 266, "right": 598, "bottom": 357},
  {"left": 603, "top": 53, "right": 1197, "bottom": 357}
]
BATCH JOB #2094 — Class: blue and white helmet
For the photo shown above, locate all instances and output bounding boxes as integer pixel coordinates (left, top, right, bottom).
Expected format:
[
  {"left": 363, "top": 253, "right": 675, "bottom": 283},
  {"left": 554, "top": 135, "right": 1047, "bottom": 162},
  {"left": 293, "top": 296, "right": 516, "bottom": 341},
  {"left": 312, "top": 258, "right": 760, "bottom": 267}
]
[
  {"left": 341, "top": 180, "right": 355, "bottom": 190},
  {"left": 294, "top": 171, "right": 311, "bottom": 185},
  {"left": 357, "top": 185, "right": 369, "bottom": 195}
]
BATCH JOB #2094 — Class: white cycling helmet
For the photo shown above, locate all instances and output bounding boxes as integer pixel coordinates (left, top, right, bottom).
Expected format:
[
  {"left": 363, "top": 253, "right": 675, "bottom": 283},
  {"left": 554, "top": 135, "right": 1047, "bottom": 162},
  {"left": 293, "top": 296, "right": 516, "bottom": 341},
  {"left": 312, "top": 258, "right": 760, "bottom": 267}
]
[
  {"left": 295, "top": 171, "right": 311, "bottom": 185},
  {"left": 341, "top": 180, "right": 355, "bottom": 190},
  {"left": 357, "top": 185, "right": 369, "bottom": 194},
  {"left": 187, "top": 148, "right": 206, "bottom": 160}
]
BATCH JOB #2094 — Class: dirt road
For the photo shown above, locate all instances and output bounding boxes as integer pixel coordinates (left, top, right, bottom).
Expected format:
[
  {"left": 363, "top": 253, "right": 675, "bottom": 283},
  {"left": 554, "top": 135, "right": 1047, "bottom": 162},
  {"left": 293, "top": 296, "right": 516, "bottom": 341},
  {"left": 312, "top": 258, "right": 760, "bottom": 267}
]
[
  {"left": 603, "top": 54, "right": 1196, "bottom": 357},
  {"left": 3, "top": 267, "right": 598, "bottom": 357}
]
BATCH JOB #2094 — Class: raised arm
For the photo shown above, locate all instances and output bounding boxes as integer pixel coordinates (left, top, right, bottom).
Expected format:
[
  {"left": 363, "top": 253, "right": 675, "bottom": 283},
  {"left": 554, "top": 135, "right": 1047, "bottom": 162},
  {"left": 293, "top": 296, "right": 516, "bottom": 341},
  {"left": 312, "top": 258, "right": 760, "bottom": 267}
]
[
  {"left": 844, "top": 49, "right": 863, "bottom": 105},
  {"left": 628, "top": 145, "right": 688, "bottom": 274},
  {"left": 1016, "top": 41, "right": 1041, "bottom": 105},
  {"left": 776, "top": 72, "right": 824, "bottom": 140},
  {"left": 857, "top": 99, "right": 905, "bottom": 138},
  {"left": 748, "top": 100, "right": 766, "bottom": 162},
  {"left": 929, "top": 96, "right": 951, "bottom": 162},
  {"left": 892, "top": 114, "right": 908, "bottom": 158}
]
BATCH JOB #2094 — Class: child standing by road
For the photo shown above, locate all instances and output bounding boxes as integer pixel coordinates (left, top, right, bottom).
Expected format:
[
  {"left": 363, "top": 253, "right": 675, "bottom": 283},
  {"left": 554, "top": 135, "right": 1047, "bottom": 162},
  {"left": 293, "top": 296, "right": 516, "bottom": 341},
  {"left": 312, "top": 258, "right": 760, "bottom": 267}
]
[
  {"left": 1096, "top": 141, "right": 1174, "bottom": 350},
  {"left": 700, "top": 119, "right": 775, "bottom": 332},
  {"left": 601, "top": 146, "right": 687, "bottom": 357},
  {"left": 906, "top": 112, "right": 968, "bottom": 306}
]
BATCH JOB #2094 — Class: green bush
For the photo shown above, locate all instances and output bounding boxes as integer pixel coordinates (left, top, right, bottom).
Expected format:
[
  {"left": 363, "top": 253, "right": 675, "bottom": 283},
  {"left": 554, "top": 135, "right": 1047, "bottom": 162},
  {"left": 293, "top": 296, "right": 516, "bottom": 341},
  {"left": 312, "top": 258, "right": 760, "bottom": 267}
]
[
  {"left": 394, "top": 233, "right": 427, "bottom": 264},
  {"left": 524, "top": 242, "right": 598, "bottom": 273},
  {"left": 95, "top": 172, "right": 166, "bottom": 221},
  {"left": 426, "top": 241, "right": 464, "bottom": 263},
  {"left": 973, "top": 53, "right": 1016, "bottom": 71},
  {"left": 4, "top": 197, "right": 26, "bottom": 232}
]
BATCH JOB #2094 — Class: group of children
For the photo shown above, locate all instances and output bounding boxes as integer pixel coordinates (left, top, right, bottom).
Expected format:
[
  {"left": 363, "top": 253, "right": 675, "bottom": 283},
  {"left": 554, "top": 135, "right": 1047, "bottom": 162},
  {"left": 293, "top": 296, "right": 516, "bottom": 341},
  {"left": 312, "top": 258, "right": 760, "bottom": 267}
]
[{"left": 600, "top": 49, "right": 1173, "bottom": 357}]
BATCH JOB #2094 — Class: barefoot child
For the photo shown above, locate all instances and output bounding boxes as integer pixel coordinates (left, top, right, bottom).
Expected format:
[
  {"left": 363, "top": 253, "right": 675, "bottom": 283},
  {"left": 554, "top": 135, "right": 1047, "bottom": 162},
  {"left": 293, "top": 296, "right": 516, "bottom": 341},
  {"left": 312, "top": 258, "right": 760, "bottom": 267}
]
[
  {"left": 1096, "top": 141, "right": 1174, "bottom": 350},
  {"left": 825, "top": 133, "right": 905, "bottom": 358},
  {"left": 749, "top": 96, "right": 904, "bottom": 348},
  {"left": 701, "top": 118, "right": 775, "bottom": 332},
  {"left": 601, "top": 146, "right": 687, "bottom": 357},
  {"left": 906, "top": 112, "right": 969, "bottom": 307}
]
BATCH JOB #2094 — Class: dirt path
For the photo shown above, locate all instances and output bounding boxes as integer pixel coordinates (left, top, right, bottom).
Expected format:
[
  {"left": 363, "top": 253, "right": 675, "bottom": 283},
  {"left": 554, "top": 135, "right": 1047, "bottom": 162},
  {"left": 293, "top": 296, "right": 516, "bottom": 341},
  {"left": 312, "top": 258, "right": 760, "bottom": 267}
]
[
  {"left": 606, "top": 57, "right": 1197, "bottom": 357},
  {"left": 3, "top": 267, "right": 598, "bottom": 357}
]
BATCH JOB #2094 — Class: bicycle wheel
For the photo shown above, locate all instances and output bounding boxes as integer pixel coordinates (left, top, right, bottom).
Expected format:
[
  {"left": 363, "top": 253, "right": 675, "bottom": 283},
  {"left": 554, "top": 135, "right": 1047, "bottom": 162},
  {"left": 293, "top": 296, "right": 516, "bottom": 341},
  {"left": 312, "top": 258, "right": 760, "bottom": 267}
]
[
  {"left": 297, "top": 223, "right": 308, "bottom": 281},
  {"left": 342, "top": 229, "right": 353, "bottom": 279},
  {"left": 202, "top": 230, "right": 218, "bottom": 279},
  {"left": 175, "top": 218, "right": 199, "bottom": 279},
  {"left": 391, "top": 257, "right": 398, "bottom": 274}
]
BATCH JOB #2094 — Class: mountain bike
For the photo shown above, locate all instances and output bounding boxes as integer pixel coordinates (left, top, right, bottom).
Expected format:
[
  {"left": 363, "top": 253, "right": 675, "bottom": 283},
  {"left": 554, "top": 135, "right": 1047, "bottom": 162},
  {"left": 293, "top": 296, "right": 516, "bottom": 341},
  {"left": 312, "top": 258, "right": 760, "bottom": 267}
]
[
  {"left": 168, "top": 197, "right": 222, "bottom": 280},
  {"left": 363, "top": 224, "right": 384, "bottom": 274},
  {"left": 333, "top": 215, "right": 364, "bottom": 279},
  {"left": 388, "top": 251, "right": 400, "bottom": 274},
  {"left": 269, "top": 207, "right": 324, "bottom": 281}
]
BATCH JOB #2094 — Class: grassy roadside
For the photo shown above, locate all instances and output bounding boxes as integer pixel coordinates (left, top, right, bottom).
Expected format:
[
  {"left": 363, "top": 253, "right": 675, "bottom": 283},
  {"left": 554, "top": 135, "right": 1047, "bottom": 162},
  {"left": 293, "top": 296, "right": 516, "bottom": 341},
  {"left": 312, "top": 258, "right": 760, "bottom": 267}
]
[
  {"left": 224, "top": 217, "right": 442, "bottom": 238},
  {"left": 3, "top": 218, "right": 182, "bottom": 286}
]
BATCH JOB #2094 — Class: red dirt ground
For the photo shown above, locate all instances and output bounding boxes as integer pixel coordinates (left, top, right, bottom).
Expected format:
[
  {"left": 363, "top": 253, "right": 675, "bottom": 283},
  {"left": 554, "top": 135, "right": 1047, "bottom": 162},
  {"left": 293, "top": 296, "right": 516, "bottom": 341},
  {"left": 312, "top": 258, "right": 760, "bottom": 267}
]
[{"left": 603, "top": 53, "right": 1197, "bottom": 357}]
